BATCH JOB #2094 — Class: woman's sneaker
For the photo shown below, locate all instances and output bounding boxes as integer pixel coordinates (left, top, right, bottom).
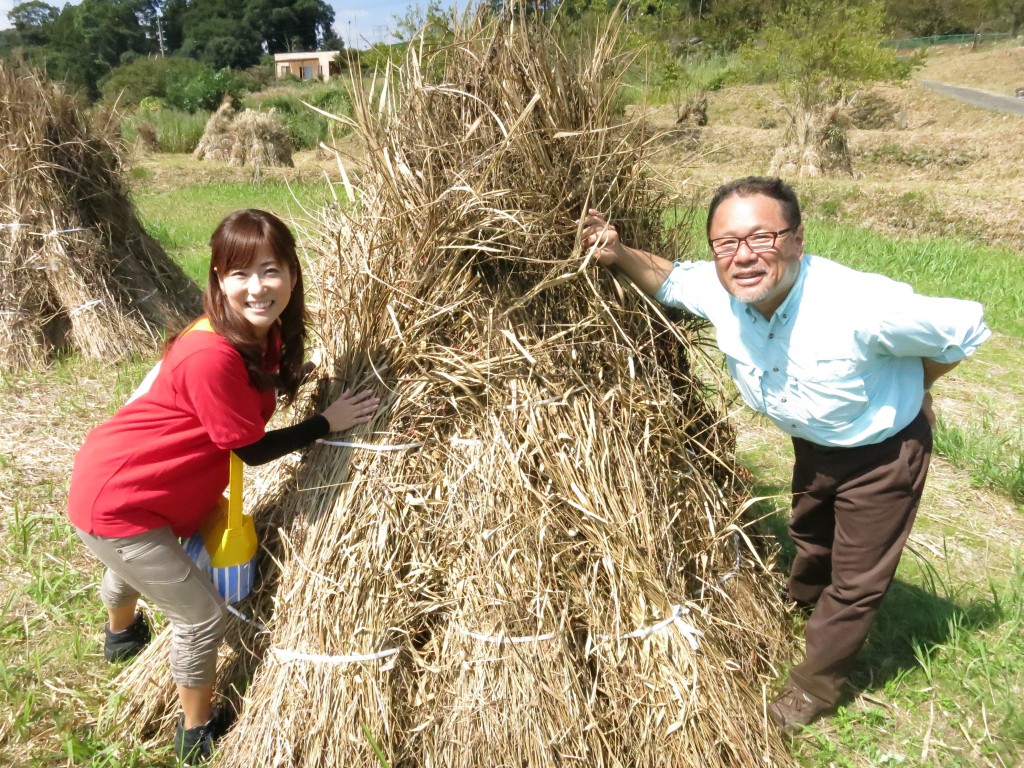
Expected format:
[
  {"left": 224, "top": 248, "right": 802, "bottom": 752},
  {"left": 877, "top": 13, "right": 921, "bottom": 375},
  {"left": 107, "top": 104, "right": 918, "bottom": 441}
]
[
  {"left": 103, "top": 612, "right": 151, "bottom": 662},
  {"left": 174, "top": 715, "right": 215, "bottom": 765}
]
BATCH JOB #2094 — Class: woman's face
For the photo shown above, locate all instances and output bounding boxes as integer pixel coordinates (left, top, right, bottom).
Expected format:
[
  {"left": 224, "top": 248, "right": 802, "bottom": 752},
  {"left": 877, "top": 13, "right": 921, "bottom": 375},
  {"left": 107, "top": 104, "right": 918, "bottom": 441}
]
[{"left": 217, "top": 243, "right": 296, "bottom": 339}]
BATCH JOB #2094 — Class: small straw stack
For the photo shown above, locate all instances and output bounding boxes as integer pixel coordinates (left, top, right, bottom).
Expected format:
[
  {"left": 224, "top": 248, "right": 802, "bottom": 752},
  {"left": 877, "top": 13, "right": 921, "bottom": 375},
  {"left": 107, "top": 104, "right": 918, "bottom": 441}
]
[
  {"left": 108, "top": 10, "right": 795, "bottom": 766},
  {"left": 0, "top": 63, "right": 201, "bottom": 370},
  {"left": 193, "top": 101, "right": 293, "bottom": 167}
]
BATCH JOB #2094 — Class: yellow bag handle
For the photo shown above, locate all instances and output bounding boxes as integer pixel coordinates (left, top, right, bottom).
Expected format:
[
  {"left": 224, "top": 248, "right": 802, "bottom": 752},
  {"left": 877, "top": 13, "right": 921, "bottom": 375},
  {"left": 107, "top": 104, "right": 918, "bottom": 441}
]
[
  {"left": 227, "top": 451, "right": 244, "bottom": 532},
  {"left": 187, "top": 317, "right": 245, "bottom": 532}
]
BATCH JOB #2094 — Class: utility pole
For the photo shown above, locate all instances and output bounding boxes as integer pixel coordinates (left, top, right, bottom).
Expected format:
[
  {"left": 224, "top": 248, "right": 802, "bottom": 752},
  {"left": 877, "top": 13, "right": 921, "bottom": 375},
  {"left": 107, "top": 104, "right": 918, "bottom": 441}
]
[{"left": 156, "top": 12, "right": 166, "bottom": 57}]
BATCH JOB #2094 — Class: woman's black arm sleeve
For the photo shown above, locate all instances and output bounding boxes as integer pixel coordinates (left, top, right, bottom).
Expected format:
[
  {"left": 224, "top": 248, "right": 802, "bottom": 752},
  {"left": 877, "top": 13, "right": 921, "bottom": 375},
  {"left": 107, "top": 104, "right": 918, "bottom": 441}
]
[{"left": 234, "top": 415, "right": 330, "bottom": 466}]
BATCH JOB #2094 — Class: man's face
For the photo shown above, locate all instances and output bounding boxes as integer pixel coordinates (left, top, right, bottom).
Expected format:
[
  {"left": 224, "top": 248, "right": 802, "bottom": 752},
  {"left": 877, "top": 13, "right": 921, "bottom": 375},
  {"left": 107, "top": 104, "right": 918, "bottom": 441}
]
[{"left": 708, "top": 193, "right": 804, "bottom": 319}]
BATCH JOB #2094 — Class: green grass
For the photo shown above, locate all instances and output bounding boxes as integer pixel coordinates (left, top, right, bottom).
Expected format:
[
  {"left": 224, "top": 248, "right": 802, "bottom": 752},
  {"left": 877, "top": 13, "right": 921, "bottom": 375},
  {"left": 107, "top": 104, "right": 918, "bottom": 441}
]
[
  {"left": 933, "top": 414, "right": 1024, "bottom": 506},
  {"left": 135, "top": 179, "right": 340, "bottom": 283}
]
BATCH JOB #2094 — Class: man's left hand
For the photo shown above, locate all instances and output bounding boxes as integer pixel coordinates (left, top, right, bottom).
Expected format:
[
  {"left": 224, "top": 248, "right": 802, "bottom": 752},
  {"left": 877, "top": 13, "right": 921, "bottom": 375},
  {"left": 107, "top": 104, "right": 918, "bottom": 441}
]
[{"left": 922, "top": 391, "right": 936, "bottom": 427}]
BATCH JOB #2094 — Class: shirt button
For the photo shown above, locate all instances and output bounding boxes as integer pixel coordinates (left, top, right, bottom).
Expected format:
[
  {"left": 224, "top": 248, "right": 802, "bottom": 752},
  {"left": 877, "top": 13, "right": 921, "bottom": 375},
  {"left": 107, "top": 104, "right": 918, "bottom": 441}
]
[
  {"left": 781, "top": 397, "right": 787, "bottom": 403},
  {"left": 768, "top": 333, "right": 774, "bottom": 339},
  {"left": 773, "top": 367, "right": 779, "bottom": 372}
]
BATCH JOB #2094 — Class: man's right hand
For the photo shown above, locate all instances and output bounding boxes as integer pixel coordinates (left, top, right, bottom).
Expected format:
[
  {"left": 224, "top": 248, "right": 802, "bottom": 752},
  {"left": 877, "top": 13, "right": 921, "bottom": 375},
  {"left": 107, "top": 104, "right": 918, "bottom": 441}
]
[
  {"left": 578, "top": 208, "right": 676, "bottom": 298},
  {"left": 580, "top": 209, "right": 624, "bottom": 266}
]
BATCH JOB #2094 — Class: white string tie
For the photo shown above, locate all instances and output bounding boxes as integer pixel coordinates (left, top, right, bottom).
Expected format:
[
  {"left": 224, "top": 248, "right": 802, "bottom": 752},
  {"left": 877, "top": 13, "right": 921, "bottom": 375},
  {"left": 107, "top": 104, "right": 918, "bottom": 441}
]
[
  {"left": 455, "top": 626, "right": 559, "bottom": 645},
  {"left": 226, "top": 605, "right": 269, "bottom": 632},
  {"left": 0, "top": 224, "right": 86, "bottom": 236},
  {"left": 449, "top": 436, "right": 483, "bottom": 446},
  {"left": 42, "top": 227, "right": 88, "bottom": 237},
  {"left": 454, "top": 604, "right": 701, "bottom": 648},
  {"left": 317, "top": 439, "right": 423, "bottom": 451},
  {"left": 68, "top": 298, "right": 103, "bottom": 317},
  {"left": 271, "top": 647, "right": 400, "bottom": 665}
]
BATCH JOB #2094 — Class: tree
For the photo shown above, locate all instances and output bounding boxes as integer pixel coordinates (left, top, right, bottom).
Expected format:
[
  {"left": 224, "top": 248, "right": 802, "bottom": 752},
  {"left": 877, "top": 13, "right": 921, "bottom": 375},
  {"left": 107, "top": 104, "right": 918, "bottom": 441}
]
[
  {"left": 392, "top": 0, "right": 452, "bottom": 44},
  {"left": 739, "top": 0, "right": 908, "bottom": 177},
  {"left": 179, "top": 0, "right": 262, "bottom": 68},
  {"left": 159, "top": 0, "right": 188, "bottom": 53},
  {"left": 697, "top": 0, "right": 783, "bottom": 51},
  {"left": 247, "top": 0, "right": 337, "bottom": 52},
  {"left": 8, "top": 1, "right": 59, "bottom": 46},
  {"left": 18, "top": 0, "right": 157, "bottom": 98},
  {"left": 178, "top": 0, "right": 336, "bottom": 64}
]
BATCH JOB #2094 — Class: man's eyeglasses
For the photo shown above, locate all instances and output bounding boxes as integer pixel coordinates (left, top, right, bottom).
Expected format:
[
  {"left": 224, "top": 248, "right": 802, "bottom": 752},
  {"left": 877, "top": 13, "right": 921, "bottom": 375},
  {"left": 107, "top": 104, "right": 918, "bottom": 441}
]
[{"left": 709, "top": 227, "right": 795, "bottom": 258}]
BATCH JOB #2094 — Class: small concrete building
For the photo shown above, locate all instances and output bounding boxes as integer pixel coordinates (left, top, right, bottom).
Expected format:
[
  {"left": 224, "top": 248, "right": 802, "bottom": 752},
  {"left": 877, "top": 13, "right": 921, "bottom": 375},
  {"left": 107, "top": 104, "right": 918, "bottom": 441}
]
[{"left": 273, "top": 51, "right": 341, "bottom": 82}]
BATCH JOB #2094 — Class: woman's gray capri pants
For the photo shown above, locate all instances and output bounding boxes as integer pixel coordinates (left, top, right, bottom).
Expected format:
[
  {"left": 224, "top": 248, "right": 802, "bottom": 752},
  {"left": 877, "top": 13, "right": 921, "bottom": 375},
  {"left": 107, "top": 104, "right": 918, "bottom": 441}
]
[{"left": 76, "top": 526, "right": 227, "bottom": 688}]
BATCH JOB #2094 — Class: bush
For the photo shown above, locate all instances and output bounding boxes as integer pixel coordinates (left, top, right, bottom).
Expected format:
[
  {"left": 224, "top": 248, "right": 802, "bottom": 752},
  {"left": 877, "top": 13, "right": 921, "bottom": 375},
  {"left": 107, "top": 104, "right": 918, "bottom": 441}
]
[
  {"left": 165, "top": 67, "right": 249, "bottom": 113},
  {"left": 99, "top": 57, "right": 208, "bottom": 108},
  {"left": 100, "top": 58, "right": 250, "bottom": 114},
  {"left": 243, "top": 85, "right": 352, "bottom": 150}
]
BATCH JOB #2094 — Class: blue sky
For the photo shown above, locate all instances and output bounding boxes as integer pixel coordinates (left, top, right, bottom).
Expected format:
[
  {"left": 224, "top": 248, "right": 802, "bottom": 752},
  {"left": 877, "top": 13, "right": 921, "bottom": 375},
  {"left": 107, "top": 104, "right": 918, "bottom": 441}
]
[{"left": 0, "top": 1, "right": 434, "bottom": 48}]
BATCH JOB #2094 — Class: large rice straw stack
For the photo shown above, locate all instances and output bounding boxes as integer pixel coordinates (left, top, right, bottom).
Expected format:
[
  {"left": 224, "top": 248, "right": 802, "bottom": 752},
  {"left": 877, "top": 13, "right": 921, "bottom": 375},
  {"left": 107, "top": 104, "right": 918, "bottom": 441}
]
[
  {"left": 108, "top": 10, "right": 795, "bottom": 766},
  {"left": 0, "top": 64, "right": 201, "bottom": 370}
]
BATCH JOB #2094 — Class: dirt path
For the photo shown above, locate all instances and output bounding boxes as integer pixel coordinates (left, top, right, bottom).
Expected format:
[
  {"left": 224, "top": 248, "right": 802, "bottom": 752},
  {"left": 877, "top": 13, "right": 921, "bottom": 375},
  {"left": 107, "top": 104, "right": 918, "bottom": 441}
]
[{"left": 918, "top": 80, "right": 1024, "bottom": 115}]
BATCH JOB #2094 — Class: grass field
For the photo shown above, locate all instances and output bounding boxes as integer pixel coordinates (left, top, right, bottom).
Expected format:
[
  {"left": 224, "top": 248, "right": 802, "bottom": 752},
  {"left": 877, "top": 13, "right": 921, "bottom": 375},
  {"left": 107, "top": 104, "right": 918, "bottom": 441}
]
[{"left": 1, "top": 43, "right": 1022, "bottom": 768}]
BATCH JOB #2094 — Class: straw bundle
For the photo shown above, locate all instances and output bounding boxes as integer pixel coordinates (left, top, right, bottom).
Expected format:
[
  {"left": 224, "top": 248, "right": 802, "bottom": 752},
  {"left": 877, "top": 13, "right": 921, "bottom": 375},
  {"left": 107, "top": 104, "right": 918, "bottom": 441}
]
[
  {"left": 769, "top": 104, "right": 852, "bottom": 178},
  {"left": 193, "top": 101, "right": 293, "bottom": 167},
  {"left": 0, "top": 64, "right": 201, "bottom": 370},
  {"left": 109, "top": 10, "right": 794, "bottom": 766}
]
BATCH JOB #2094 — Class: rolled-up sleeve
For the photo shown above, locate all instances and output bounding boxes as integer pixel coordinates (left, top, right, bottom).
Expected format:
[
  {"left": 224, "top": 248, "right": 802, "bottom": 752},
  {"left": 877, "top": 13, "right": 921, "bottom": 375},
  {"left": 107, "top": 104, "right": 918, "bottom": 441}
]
[
  {"left": 653, "top": 261, "right": 717, "bottom": 319},
  {"left": 875, "top": 294, "right": 991, "bottom": 363}
]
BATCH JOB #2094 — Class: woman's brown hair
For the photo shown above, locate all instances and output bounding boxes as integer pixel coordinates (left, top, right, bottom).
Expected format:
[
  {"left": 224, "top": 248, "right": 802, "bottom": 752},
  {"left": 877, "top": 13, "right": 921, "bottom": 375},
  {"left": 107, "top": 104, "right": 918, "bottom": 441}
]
[{"left": 202, "top": 209, "right": 307, "bottom": 405}]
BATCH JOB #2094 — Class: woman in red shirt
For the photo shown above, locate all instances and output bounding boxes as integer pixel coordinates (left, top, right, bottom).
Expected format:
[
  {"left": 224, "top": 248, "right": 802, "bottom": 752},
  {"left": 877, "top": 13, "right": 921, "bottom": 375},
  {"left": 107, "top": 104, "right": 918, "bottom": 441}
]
[{"left": 68, "top": 209, "right": 379, "bottom": 765}]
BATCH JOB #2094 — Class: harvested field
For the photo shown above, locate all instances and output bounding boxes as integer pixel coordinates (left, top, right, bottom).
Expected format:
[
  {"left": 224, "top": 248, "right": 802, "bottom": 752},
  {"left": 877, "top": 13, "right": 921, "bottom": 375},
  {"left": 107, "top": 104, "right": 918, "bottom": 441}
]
[{"left": 107, "top": 12, "right": 795, "bottom": 767}]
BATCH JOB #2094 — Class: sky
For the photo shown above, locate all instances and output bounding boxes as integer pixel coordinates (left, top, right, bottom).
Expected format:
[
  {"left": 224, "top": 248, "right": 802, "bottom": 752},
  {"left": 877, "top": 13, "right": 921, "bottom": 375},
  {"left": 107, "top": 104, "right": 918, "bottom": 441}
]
[{"left": 0, "top": 0, "right": 434, "bottom": 48}]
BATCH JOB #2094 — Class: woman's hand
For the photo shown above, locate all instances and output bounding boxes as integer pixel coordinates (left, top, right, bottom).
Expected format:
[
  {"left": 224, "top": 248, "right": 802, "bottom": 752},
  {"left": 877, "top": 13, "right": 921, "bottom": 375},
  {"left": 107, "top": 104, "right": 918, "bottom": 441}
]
[
  {"left": 320, "top": 389, "right": 381, "bottom": 432},
  {"left": 580, "top": 209, "right": 624, "bottom": 266}
]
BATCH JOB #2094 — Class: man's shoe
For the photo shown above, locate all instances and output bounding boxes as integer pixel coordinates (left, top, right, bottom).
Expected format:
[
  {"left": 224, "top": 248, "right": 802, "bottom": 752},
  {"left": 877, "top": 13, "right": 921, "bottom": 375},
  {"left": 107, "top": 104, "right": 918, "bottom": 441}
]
[
  {"left": 103, "top": 612, "right": 151, "bottom": 662},
  {"left": 768, "top": 681, "right": 832, "bottom": 736},
  {"left": 174, "top": 715, "right": 215, "bottom": 765}
]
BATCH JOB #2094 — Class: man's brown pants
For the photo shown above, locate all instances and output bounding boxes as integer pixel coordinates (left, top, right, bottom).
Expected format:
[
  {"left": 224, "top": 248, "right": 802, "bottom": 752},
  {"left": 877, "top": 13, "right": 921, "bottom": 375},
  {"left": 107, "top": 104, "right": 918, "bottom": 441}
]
[{"left": 786, "top": 410, "right": 932, "bottom": 706}]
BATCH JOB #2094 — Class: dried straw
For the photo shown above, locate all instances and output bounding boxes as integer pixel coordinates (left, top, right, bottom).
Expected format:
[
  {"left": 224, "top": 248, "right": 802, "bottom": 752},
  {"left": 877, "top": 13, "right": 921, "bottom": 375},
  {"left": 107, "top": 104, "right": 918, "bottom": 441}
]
[
  {"left": 769, "top": 104, "right": 853, "bottom": 178},
  {"left": 109, "top": 10, "right": 795, "bottom": 766},
  {"left": 0, "top": 63, "right": 201, "bottom": 370},
  {"left": 193, "top": 101, "right": 293, "bottom": 167}
]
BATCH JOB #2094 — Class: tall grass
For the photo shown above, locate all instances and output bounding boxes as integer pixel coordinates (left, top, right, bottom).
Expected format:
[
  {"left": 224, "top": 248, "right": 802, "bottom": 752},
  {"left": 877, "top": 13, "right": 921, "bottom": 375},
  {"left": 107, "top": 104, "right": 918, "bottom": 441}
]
[
  {"left": 120, "top": 108, "right": 210, "bottom": 154},
  {"left": 243, "top": 84, "right": 352, "bottom": 150}
]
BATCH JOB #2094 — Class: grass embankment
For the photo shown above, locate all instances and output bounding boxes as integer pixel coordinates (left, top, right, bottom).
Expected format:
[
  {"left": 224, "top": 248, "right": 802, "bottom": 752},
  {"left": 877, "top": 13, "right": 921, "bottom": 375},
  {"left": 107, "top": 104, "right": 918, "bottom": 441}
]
[{"left": 1, "top": 169, "right": 1021, "bottom": 766}]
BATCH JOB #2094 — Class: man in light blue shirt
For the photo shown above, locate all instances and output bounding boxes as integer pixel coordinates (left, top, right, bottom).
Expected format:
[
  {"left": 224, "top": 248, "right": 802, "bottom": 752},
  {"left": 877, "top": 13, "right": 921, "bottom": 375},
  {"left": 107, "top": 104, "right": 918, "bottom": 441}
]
[{"left": 582, "top": 176, "right": 990, "bottom": 735}]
